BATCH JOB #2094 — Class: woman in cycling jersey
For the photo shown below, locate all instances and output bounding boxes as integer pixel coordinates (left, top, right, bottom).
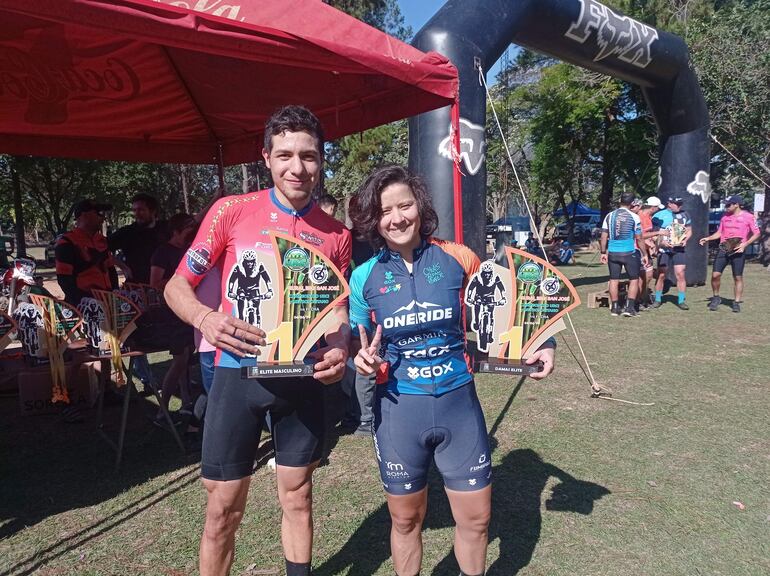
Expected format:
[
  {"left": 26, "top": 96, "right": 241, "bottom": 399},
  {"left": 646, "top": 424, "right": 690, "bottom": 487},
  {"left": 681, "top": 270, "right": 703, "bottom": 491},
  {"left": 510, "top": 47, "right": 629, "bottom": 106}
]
[{"left": 348, "top": 165, "right": 554, "bottom": 576}]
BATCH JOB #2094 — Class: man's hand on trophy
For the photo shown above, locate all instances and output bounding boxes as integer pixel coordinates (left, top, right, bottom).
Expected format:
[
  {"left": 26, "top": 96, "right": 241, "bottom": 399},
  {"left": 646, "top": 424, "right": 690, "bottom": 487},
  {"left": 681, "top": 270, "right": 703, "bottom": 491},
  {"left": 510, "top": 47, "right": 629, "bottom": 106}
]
[
  {"left": 198, "top": 310, "right": 266, "bottom": 357},
  {"left": 354, "top": 324, "right": 383, "bottom": 376},
  {"left": 526, "top": 345, "right": 555, "bottom": 381},
  {"left": 311, "top": 345, "right": 348, "bottom": 385}
]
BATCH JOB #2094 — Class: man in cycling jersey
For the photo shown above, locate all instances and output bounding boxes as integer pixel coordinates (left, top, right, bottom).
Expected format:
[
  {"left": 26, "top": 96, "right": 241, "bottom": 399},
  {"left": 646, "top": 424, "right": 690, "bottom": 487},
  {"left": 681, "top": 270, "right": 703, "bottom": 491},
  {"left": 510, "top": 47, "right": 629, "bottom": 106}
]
[
  {"left": 165, "top": 106, "right": 351, "bottom": 576},
  {"left": 698, "top": 195, "right": 760, "bottom": 312},
  {"left": 600, "top": 192, "right": 648, "bottom": 317},
  {"left": 650, "top": 196, "right": 692, "bottom": 309}
]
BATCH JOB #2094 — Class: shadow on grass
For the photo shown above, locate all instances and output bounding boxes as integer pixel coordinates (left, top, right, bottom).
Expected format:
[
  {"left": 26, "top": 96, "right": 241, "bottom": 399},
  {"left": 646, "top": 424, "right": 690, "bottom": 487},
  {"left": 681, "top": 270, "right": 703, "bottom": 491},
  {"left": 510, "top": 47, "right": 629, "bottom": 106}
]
[
  {"left": 314, "top": 379, "right": 610, "bottom": 576},
  {"left": 0, "top": 382, "right": 199, "bottom": 545},
  {"left": 314, "top": 449, "right": 609, "bottom": 576}
]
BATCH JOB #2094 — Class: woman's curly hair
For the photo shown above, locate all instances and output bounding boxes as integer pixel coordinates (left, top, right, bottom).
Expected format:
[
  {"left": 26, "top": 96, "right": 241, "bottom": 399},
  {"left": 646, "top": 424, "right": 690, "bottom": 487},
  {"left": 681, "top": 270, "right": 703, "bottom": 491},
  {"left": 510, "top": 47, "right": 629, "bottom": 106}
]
[{"left": 349, "top": 165, "right": 438, "bottom": 251}]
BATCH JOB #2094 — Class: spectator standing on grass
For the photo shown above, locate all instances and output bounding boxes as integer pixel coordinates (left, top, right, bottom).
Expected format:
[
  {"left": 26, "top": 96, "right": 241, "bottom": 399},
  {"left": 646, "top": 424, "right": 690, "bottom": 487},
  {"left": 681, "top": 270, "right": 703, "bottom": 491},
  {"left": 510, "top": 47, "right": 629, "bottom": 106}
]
[
  {"left": 55, "top": 199, "right": 120, "bottom": 307},
  {"left": 164, "top": 106, "right": 351, "bottom": 576},
  {"left": 636, "top": 196, "right": 664, "bottom": 308},
  {"left": 109, "top": 193, "right": 167, "bottom": 390},
  {"left": 698, "top": 195, "right": 760, "bottom": 313},
  {"left": 650, "top": 197, "right": 692, "bottom": 310},
  {"left": 149, "top": 213, "right": 198, "bottom": 423},
  {"left": 109, "top": 193, "right": 168, "bottom": 283},
  {"left": 600, "top": 192, "right": 648, "bottom": 317}
]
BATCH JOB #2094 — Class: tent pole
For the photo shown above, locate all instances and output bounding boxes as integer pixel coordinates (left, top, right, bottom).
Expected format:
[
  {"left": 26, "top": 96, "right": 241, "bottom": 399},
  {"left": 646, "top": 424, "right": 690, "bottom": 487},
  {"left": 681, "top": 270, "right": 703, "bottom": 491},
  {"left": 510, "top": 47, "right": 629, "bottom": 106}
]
[{"left": 451, "top": 99, "right": 463, "bottom": 244}]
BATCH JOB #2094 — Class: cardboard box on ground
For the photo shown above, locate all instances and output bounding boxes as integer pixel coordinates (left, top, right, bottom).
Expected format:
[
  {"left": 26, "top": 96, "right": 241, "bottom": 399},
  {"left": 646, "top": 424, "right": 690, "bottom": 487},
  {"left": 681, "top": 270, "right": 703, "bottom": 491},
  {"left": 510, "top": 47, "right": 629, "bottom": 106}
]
[{"left": 18, "top": 363, "right": 98, "bottom": 417}]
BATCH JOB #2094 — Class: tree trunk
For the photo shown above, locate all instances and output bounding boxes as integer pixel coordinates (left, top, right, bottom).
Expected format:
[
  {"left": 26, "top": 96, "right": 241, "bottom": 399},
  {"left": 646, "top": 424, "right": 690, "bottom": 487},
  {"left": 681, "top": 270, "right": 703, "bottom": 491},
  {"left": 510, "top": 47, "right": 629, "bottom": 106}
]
[
  {"left": 599, "top": 117, "right": 614, "bottom": 219},
  {"left": 241, "top": 164, "right": 249, "bottom": 194},
  {"left": 760, "top": 188, "right": 770, "bottom": 268},
  {"left": 180, "top": 165, "right": 190, "bottom": 213},
  {"left": 10, "top": 158, "right": 27, "bottom": 258}
]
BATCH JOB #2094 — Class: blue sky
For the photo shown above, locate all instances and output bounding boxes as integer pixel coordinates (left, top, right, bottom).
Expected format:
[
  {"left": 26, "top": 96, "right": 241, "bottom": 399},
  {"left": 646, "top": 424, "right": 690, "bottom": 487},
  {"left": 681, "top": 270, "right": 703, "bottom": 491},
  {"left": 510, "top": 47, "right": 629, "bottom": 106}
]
[{"left": 397, "top": 0, "right": 504, "bottom": 80}]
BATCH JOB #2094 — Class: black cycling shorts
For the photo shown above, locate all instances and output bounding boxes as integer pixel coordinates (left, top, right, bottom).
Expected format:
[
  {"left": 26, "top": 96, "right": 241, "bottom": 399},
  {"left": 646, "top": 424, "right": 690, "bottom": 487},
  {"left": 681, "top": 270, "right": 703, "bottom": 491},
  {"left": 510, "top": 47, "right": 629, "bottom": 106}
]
[
  {"left": 713, "top": 248, "right": 745, "bottom": 276},
  {"left": 372, "top": 382, "right": 491, "bottom": 496},
  {"left": 607, "top": 251, "right": 640, "bottom": 280},
  {"left": 201, "top": 367, "right": 326, "bottom": 480},
  {"left": 658, "top": 250, "right": 686, "bottom": 268}
]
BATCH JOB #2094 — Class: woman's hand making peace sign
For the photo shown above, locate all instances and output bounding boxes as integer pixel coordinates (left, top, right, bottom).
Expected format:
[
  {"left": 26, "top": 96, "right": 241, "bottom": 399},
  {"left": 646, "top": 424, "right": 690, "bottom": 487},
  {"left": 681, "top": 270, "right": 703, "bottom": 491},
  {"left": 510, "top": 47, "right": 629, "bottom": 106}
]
[{"left": 354, "top": 324, "right": 383, "bottom": 376}]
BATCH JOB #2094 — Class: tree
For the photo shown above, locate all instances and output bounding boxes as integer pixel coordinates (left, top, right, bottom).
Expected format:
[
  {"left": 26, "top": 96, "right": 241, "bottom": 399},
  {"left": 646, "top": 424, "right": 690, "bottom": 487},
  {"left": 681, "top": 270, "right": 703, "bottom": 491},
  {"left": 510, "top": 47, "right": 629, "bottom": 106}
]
[{"left": 322, "top": 0, "right": 412, "bottom": 216}]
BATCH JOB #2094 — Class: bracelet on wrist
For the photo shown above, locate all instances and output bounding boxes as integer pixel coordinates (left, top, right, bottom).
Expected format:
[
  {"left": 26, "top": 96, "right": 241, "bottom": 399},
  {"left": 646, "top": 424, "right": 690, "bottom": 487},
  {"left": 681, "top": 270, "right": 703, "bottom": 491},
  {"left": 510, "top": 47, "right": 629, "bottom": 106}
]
[{"left": 197, "top": 309, "right": 215, "bottom": 331}]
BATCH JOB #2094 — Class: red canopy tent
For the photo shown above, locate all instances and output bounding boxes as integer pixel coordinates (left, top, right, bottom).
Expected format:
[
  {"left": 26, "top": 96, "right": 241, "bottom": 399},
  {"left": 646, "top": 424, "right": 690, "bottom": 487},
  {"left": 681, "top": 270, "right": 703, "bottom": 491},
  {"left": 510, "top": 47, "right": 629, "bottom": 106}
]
[{"left": 0, "top": 0, "right": 459, "bottom": 166}]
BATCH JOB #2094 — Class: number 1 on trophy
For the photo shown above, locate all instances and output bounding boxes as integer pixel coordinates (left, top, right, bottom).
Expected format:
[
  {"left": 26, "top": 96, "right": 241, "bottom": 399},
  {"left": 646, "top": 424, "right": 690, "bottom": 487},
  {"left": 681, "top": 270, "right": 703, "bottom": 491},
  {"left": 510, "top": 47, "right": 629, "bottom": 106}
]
[{"left": 265, "top": 321, "right": 293, "bottom": 363}]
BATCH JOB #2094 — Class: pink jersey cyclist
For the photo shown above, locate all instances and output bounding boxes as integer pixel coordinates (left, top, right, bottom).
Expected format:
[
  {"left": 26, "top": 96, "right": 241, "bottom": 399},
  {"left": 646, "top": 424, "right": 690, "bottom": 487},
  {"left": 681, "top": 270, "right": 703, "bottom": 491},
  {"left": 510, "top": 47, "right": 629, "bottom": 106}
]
[
  {"left": 176, "top": 188, "right": 351, "bottom": 368},
  {"left": 717, "top": 210, "right": 759, "bottom": 243}
]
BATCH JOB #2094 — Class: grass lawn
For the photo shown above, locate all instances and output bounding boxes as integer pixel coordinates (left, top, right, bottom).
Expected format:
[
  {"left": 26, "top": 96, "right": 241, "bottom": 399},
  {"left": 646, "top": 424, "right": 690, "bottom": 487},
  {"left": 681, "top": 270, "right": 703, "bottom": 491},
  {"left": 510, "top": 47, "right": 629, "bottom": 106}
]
[{"left": 1, "top": 254, "right": 768, "bottom": 575}]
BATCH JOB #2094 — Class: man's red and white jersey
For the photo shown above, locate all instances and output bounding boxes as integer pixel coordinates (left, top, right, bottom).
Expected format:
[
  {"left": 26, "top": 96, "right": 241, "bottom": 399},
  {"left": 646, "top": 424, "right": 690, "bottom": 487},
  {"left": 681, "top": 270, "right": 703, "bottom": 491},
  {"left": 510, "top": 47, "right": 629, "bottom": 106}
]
[{"left": 176, "top": 188, "right": 351, "bottom": 367}]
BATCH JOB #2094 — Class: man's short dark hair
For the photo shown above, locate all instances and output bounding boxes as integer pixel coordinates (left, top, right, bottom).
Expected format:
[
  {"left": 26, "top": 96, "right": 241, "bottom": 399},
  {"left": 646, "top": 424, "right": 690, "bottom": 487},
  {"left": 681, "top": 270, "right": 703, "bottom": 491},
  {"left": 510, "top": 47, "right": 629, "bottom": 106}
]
[
  {"left": 619, "top": 192, "right": 636, "bottom": 206},
  {"left": 131, "top": 193, "right": 158, "bottom": 212},
  {"left": 317, "top": 194, "right": 338, "bottom": 210},
  {"left": 264, "top": 105, "right": 324, "bottom": 155}
]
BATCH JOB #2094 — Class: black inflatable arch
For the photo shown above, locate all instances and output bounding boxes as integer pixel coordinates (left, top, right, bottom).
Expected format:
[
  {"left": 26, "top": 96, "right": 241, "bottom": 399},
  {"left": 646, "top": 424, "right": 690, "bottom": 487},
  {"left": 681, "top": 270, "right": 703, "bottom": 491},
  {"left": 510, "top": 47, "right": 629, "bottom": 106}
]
[{"left": 409, "top": 0, "right": 710, "bottom": 284}]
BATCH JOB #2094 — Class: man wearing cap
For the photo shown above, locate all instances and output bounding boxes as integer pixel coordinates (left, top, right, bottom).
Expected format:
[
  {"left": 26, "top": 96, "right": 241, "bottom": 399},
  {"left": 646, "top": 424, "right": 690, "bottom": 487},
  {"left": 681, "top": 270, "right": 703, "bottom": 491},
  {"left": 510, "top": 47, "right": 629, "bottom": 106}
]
[
  {"left": 633, "top": 196, "right": 665, "bottom": 308},
  {"left": 600, "top": 192, "right": 648, "bottom": 316},
  {"left": 55, "top": 199, "right": 120, "bottom": 307},
  {"left": 698, "top": 195, "right": 760, "bottom": 312},
  {"left": 650, "top": 196, "right": 692, "bottom": 309}
]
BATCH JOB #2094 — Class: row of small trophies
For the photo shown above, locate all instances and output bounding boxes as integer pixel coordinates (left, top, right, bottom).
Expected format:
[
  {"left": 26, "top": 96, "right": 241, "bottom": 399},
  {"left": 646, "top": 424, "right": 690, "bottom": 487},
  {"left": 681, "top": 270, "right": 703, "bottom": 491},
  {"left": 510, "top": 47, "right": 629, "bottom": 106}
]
[{"left": 0, "top": 258, "right": 161, "bottom": 366}]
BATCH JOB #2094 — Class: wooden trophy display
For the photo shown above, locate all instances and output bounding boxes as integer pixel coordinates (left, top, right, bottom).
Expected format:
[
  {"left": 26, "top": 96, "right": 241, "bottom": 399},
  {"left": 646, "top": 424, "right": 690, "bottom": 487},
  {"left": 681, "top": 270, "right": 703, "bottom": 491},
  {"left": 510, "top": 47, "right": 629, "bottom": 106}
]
[
  {"left": 28, "top": 295, "right": 83, "bottom": 403},
  {"left": 468, "top": 247, "right": 580, "bottom": 375},
  {"left": 239, "top": 232, "right": 350, "bottom": 379}
]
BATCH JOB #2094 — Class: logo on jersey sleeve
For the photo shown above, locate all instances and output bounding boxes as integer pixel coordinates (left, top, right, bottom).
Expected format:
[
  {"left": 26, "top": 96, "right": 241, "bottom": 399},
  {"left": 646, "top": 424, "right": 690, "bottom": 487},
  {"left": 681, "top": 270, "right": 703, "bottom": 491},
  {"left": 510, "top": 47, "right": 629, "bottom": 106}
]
[
  {"left": 423, "top": 263, "right": 444, "bottom": 284},
  {"left": 186, "top": 243, "right": 212, "bottom": 276}
]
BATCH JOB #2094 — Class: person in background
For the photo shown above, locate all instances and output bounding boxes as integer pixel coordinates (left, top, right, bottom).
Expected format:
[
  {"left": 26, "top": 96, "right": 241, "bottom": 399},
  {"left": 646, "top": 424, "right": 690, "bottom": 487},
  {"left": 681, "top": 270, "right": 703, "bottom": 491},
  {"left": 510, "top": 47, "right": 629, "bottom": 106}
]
[
  {"left": 109, "top": 193, "right": 168, "bottom": 283},
  {"left": 650, "top": 197, "right": 692, "bottom": 310},
  {"left": 600, "top": 192, "right": 648, "bottom": 317},
  {"left": 524, "top": 232, "right": 539, "bottom": 255},
  {"left": 549, "top": 240, "right": 574, "bottom": 265},
  {"left": 317, "top": 193, "right": 339, "bottom": 218},
  {"left": 109, "top": 193, "right": 168, "bottom": 390},
  {"left": 699, "top": 195, "right": 760, "bottom": 313},
  {"left": 149, "top": 213, "right": 197, "bottom": 423},
  {"left": 55, "top": 199, "right": 120, "bottom": 307},
  {"left": 635, "top": 196, "right": 664, "bottom": 308}
]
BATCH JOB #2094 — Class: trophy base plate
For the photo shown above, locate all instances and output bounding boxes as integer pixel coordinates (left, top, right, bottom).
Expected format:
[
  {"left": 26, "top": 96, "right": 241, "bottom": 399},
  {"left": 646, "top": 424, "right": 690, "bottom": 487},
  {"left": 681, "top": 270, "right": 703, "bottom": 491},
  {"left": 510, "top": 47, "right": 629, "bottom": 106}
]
[
  {"left": 241, "top": 361, "right": 315, "bottom": 379},
  {"left": 476, "top": 359, "right": 543, "bottom": 376}
]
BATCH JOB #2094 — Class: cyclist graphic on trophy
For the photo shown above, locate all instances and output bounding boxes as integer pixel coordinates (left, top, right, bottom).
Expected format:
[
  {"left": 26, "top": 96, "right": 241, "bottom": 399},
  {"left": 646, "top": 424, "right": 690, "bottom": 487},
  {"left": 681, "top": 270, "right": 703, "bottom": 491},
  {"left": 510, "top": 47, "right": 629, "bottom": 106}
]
[
  {"left": 227, "top": 249, "right": 274, "bottom": 326},
  {"left": 465, "top": 262, "right": 507, "bottom": 353},
  {"left": 470, "top": 247, "right": 580, "bottom": 375}
]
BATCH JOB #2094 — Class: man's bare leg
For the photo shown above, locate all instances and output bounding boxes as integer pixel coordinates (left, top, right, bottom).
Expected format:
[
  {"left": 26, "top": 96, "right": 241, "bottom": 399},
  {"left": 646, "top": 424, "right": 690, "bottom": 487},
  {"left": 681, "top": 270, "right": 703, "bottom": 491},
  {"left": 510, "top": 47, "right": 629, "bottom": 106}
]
[
  {"left": 200, "top": 477, "right": 251, "bottom": 576},
  {"left": 276, "top": 462, "right": 318, "bottom": 564}
]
